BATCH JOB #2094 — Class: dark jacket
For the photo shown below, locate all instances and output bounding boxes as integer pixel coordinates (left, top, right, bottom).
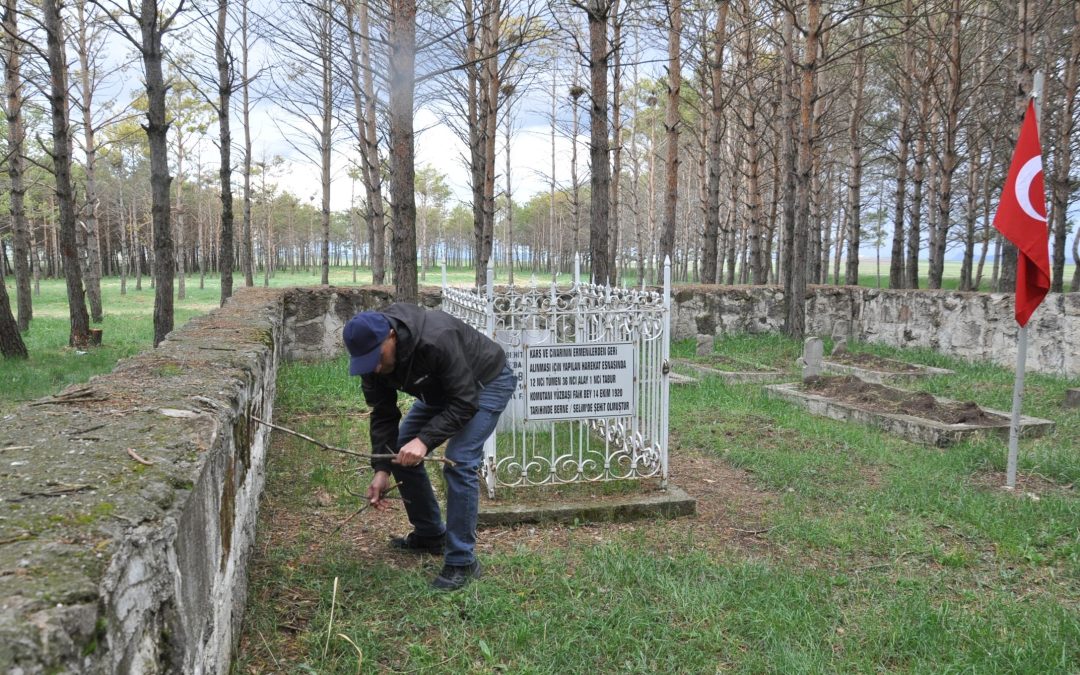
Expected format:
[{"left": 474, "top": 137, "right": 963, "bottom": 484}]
[{"left": 361, "top": 303, "right": 506, "bottom": 472}]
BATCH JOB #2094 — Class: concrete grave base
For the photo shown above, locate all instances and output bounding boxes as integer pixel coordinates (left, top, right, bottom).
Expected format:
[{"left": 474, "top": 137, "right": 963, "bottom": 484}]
[
  {"left": 822, "top": 357, "right": 954, "bottom": 384},
  {"left": 764, "top": 382, "right": 1055, "bottom": 447},
  {"left": 672, "top": 358, "right": 786, "bottom": 384},
  {"left": 478, "top": 485, "right": 696, "bottom": 526}
]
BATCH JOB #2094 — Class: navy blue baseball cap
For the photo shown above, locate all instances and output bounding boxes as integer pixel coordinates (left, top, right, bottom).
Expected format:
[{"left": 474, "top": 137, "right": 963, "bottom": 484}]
[{"left": 343, "top": 311, "right": 391, "bottom": 376}]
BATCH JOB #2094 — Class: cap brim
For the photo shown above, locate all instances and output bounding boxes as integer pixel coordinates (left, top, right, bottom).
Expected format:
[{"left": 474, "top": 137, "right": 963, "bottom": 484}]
[{"left": 349, "top": 344, "right": 383, "bottom": 376}]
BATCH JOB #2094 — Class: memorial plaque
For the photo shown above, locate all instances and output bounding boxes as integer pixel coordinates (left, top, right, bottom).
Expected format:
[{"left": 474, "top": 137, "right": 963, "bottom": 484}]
[{"left": 523, "top": 342, "right": 636, "bottom": 420}]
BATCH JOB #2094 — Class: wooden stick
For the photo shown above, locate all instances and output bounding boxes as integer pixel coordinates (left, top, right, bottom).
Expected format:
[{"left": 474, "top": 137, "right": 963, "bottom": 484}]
[
  {"left": 127, "top": 448, "right": 155, "bottom": 466},
  {"left": 249, "top": 416, "right": 455, "bottom": 466}
]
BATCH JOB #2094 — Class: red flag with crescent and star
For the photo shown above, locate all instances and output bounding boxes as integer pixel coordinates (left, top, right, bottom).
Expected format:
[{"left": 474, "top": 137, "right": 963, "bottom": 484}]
[{"left": 992, "top": 99, "right": 1051, "bottom": 327}]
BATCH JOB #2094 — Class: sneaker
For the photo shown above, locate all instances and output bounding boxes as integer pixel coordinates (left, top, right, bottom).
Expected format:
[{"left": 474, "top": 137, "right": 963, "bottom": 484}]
[
  {"left": 431, "top": 561, "right": 483, "bottom": 591},
  {"left": 389, "top": 532, "right": 445, "bottom": 555}
]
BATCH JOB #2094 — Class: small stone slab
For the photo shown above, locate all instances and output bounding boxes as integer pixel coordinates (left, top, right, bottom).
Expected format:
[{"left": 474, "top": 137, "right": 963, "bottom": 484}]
[
  {"left": 668, "top": 371, "right": 699, "bottom": 386},
  {"left": 822, "top": 357, "right": 954, "bottom": 385},
  {"left": 1065, "top": 388, "right": 1080, "bottom": 408},
  {"left": 672, "top": 358, "right": 784, "bottom": 384},
  {"left": 764, "top": 382, "right": 1054, "bottom": 448},
  {"left": 478, "top": 485, "right": 696, "bottom": 526}
]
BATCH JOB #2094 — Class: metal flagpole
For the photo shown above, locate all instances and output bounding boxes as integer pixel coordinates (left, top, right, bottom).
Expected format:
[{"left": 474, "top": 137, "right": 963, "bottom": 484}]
[
  {"left": 1005, "top": 71, "right": 1043, "bottom": 490},
  {"left": 1006, "top": 325, "right": 1026, "bottom": 488}
]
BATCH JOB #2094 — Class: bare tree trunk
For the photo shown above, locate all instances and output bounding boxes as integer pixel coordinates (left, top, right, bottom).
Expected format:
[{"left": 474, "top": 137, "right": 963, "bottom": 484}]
[
  {"left": 175, "top": 145, "right": 186, "bottom": 301},
  {"left": 319, "top": 0, "right": 331, "bottom": 286},
  {"left": 571, "top": 83, "right": 582, "bottom": 269},
  {"left": 358, "top": 0, "right": 385, "bottom": 285},
  {"left": 785, "top": 0, "right": 818, "bottom": 340},
  {"left": 585, "top": 0, "right": 610, "bottom": 284},
  {"left": 740, "top": 5, "right": 764, "bottom": 285},
  {"left": 465, "top": 0, "right": 485, "bottom": 284},
  {"left": 118, "top": 183, "right": 129, "bottom": 294},
  {"left": 43, "top": 0, "right": 91, "bottom": 346},
  {"left": 701, "top": 0, "right": 729, "bottom": 285},
  {"left": 608, "top": 0, "right": 622, "bottom": 282},
  {"left": 629, "top": 43, "right": 645, "bottom": 285},
  {"left": 3, "top": 0, "right": 30, "bottom": 331},
  {"left": 928, "top": 0, "right": 962, "bottom": 290},
  {"left": 844, "top": 15, "right": 866, "bottom": 286},
  {"left": 724, "top": 133, "right": 740, "bottom": 285},
  {"left": 74, "top": 0, "right": 102, "bottom": 323},
  {"left": 217, "top": 0, "right": 235, "bottom": 303},
  {"left": 240, "top": 0, "right": 253, "bottom": 287},
  {"left": 658, "top": 0, "right": 681, "bottom": 270},
  {"left": 959, "top": 140, "right": 981, "bottom": 291},
  {"left": 0, "top": 269, "right": 26, "bottom": 358},
  {"left": 973, "top": 144, "right": 993, "bottom": 290},
  {"left": 1050, "top": 0, "right": 1080, "bottom": 292},
  {"left": 388, "top": 0, "right": 417, "bottom": 301},
  {"left": 1071, "top": 229, "right": 1080, "bottom": 291},
  {"left": 481, "top": 4, "right": 499, "bottom": 282},
  {"left": 906, "top": 88, "right": 928, "bottom": 289},
  {"left": 999, "top": 0, "right": 1035, "bottom": 292},
  {"left": 891, "top": 1, "right": 915, "bottom": 288},
  {"left": 142, "top": 0, "right": 175, "bottom": 345},
  {"left": 779, "top": 7, "right": 797, "bottom": 321},
  {"left": 503, "top": 89, "right": 513, "bottom": 284},
  {"left": 549, "top": 58, "right": 558, "bottom": 276}
]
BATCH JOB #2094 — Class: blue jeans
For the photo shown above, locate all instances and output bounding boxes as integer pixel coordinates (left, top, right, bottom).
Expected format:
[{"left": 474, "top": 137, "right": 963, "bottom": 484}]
[{"left": 390, "top": 365, "right": 515, "bottom": 565}]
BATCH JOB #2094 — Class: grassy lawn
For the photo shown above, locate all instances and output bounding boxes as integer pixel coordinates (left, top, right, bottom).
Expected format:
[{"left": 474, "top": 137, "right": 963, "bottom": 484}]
[{"left": 234, "top": 336, "right": 1080, "bottom": 673}]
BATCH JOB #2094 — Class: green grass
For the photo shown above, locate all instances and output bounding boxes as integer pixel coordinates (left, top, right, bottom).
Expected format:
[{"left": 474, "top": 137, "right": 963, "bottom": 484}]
[{"left": 235, "top": 335, "right": 1080, "bottom": 673}]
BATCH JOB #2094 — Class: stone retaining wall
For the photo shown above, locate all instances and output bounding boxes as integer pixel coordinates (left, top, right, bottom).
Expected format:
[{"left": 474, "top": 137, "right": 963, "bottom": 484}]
[{"left": 670, "top": 285, "right": 1080, "bottom": 377}]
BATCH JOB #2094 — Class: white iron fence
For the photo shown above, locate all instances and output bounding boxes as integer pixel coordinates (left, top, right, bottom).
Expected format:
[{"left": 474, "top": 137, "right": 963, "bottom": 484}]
[{"left": 441, "top": 256, "right": 671, "bottom": 498}]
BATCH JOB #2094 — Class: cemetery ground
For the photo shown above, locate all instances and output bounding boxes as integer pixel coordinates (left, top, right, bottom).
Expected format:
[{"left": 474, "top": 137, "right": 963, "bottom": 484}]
[
  {"left": 1, "top": 272, "right": 1077, "bottom": 672},
  {"left": 234, "top": 337, "right": 1078, "bottom": 673}
]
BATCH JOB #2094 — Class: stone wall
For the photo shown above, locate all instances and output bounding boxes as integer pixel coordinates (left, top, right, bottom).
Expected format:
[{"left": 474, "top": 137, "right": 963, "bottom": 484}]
[
  {"left": 671, "top": 285, "right": 1080, "bottom": 377},
  {"left": 282, "top": 286, "right": 440, "bottom": 361},
  {"left": 0, "top": 286, "right": 444, "bottom": 675},
  {"left": 0, "top": 288, "right": 287, "bottom": 674}
]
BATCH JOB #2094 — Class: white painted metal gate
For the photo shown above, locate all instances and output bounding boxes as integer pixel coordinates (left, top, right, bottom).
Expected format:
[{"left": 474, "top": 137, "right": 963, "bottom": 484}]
[{"left": 441, "top": 257, "right": 671, "bottom": 498}]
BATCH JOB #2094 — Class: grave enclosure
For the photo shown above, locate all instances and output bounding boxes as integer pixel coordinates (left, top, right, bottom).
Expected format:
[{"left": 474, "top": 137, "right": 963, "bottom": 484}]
[{"left": 1, "top": 283, "right": 1078, "bottom": 673}]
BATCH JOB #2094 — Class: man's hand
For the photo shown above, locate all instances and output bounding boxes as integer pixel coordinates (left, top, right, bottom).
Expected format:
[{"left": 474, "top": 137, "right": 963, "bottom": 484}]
[
  {"left": 366, "top": 470, "right": 392, "bottom": 511},
  {"left": 392, "top": 438, "right": 428, "bottom": 467}
]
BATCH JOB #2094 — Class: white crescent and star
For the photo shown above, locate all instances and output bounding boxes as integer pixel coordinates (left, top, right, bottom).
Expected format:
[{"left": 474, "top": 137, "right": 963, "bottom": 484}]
[{"left": 1015, "top": 156, "right": 1046, "bottom": 223}]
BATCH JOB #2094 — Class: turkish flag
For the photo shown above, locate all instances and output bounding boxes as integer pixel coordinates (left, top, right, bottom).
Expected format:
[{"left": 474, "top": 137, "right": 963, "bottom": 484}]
[{"left": 992, "top": 99, "right": 1051, "bottom": 327}]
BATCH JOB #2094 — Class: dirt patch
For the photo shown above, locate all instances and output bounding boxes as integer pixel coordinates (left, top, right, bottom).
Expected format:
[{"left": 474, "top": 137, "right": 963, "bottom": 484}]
[
  {"left": 803, "top": 376, "right": 1000, "bottom": 426},
  {"left": 826, "top": 352, "right": 922, "bottom": 373}
]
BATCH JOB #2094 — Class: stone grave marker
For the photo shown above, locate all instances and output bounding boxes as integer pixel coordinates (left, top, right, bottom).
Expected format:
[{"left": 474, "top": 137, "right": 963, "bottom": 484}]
[
  {"left": 801, "top": 337, "right": 823, "bottom": 381},
  {"left": 695, "top": 334, "right": 714, "bottom": 357},
  {"left": 1065, "top": 388, "right": 1080, "bottom": 409}
]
